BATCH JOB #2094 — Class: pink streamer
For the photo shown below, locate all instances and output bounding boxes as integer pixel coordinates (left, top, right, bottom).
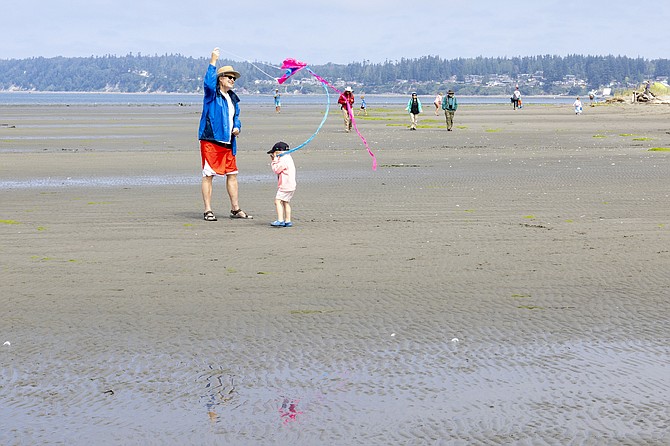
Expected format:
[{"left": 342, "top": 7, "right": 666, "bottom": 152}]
[{"left": 330, "top": 83, "right": 377, "bottom": 171}]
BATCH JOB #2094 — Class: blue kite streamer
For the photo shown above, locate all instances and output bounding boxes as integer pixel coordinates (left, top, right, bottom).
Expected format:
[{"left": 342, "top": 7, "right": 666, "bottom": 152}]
[{"left": 280, "top": 68, "right": 330, "bottom": 156}]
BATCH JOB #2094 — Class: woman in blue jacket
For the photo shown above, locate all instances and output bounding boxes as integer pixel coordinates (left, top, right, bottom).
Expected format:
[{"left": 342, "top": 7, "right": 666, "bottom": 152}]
[{"left": 198, "top": 47, "right": 252, "bottom": 221}]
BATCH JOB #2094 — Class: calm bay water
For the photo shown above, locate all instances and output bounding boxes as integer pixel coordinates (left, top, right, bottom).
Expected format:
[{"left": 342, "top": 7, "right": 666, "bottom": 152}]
[{"left": 0, "top": 91, "right": 578, "bottom": 106}]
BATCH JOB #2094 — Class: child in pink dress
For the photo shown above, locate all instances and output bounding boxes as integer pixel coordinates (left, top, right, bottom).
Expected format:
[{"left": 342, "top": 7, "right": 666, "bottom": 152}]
[{"left": 268, "top": 141, "right": 297, "bottom": 227}]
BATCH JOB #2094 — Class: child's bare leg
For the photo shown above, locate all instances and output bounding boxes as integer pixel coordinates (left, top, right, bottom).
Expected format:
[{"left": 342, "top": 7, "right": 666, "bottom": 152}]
[
  {"left": 274, "top": 198, "right": 285, "bottom": 221},
  {"left": 283, "top": 201, "right": 292, "bottom": 222}
]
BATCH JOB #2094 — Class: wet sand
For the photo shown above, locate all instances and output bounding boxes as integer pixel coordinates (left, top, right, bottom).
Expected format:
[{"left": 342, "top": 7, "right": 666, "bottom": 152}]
[{"left": 1, "top": 101, "right": 670, "bottom": 445}]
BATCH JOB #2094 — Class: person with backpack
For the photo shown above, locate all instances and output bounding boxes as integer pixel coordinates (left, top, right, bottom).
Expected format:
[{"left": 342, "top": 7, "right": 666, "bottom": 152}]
[
  {"left": 406, "top": 92, "right": 422, "bottom": 130},
  {"left": 441, "top": 89, "right": 458, "bottom": 131}
]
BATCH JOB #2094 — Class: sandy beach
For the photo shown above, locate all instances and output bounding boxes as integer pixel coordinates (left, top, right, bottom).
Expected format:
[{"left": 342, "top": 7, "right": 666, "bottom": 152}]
[{"left": 1, "top": 100, "right": 669, "bottom": 445}]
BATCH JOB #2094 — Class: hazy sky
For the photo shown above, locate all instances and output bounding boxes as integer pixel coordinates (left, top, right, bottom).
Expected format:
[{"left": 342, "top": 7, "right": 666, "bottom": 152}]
[{"left": 2, "top": 0, "right": 668, "bottom": 65}]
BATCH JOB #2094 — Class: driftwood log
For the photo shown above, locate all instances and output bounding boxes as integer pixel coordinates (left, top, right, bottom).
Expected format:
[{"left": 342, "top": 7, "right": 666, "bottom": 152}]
[{"left": 633, "top": 91, "right": 656, "bottom": 103}]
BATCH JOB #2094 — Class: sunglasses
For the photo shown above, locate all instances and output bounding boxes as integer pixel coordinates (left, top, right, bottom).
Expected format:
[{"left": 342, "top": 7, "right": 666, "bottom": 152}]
[{"left": 222, "top": 75, "right": 236, "bottom": 81}]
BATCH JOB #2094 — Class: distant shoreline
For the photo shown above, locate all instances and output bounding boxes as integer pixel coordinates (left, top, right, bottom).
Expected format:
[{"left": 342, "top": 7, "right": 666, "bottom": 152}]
[{"left": 0, "top": 91, "right": 594, "bottom": 106}]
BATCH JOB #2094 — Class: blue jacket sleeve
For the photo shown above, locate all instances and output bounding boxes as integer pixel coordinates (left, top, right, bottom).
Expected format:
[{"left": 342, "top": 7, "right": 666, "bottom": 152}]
[{"left": 203, "top": 64, "right": 217, "bottom": 102}]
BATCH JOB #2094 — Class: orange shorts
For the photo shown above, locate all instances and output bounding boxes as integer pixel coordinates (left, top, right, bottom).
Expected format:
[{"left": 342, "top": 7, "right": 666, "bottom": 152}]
[{"left": 200, "top": 140, "right": 238, "bottom": 176}]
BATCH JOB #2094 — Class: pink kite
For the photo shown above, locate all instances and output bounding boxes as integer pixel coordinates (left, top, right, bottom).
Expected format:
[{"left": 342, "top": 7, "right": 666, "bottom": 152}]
[{"left": 277, "top": 58, "right": 307, "bottom": 85}]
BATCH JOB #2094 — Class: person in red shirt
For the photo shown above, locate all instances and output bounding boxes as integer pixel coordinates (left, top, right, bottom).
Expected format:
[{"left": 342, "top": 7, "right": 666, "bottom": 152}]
[{"left": 338, "top": 86, "right": 355, "bottom": 132}]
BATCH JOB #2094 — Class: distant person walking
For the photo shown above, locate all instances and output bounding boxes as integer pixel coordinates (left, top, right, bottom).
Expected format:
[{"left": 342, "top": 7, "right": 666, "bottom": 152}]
[
  {"left": 274, "top": 89, "right": 281, "bottom": 113},
  {"left": 357, "top": 94, "right": 368, "bottom": 116},
  {"left": 338, "top": 86, "right": 355, "bottom": 132},
  {"left": 198, "top": 47, "right": 253, "bottom": 221},
  {"left": 512, "top": 86, "right": 521, "bottom": 110},
  {"left": 573, "top": 96, "right": 583, "bottom": 114},
  {"left": 406, "top": 92, "right": 422, "bottom": 130},
  {"left": 441, "top": 89, "right": 458, "bottom": 131},
  {"left": 433, "top": 92, "right": 443, "bottom": 115}
]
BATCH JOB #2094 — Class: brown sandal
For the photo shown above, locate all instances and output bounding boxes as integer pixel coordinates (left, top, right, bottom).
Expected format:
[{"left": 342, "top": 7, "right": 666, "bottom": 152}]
[
  {"left": 203, "top": 211, "right": 217, "bottom": 221},
  {"left": 230, "top": 209, "right": 253, "bottom": 219}
]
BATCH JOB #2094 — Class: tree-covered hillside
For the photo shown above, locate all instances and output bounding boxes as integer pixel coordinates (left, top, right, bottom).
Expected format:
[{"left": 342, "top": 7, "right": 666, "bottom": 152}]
[{"left": 1, "top": 53, "right": 668, "bottom": 95}]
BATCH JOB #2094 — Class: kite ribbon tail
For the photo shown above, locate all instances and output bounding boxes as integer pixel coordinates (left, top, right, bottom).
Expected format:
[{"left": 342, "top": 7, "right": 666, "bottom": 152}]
[
  {"left": 280, "top": 69, "right": 329, "bottom": 156},
  {"left": 345, "top": 101, "right": 377, "bottom": 171},
  {"left": 314, "top": 73, "right": 377, "bottom": 171}
]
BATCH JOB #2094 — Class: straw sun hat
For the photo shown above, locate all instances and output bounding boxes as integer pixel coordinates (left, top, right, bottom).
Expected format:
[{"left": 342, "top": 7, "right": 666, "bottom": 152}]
[{"left": 216, "top": 65, "right": 241, "bottom": 79}]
